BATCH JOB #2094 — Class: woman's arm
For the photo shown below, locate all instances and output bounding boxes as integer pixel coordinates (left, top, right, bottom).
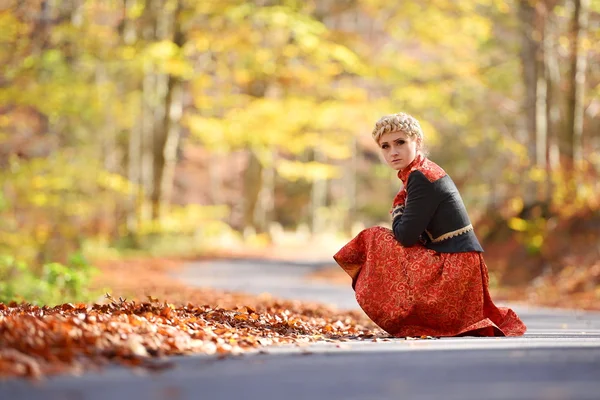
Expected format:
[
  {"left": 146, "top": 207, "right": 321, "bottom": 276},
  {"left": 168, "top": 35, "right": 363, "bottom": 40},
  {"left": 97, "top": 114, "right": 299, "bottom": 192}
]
[{"left": 392, "top": 171, "right": 440, "bottom": 246}]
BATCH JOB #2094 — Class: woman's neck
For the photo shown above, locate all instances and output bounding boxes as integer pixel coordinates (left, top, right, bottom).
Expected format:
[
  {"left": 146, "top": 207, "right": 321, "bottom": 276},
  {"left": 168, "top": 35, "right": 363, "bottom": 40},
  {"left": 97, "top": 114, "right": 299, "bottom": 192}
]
[{"left": 397, "top": 153, "right": 424, "bottom": 182}]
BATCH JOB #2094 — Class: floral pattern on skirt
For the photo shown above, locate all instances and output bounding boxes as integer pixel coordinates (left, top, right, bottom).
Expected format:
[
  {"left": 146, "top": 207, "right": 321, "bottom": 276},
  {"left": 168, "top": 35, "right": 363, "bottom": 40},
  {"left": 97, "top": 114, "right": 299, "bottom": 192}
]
[{"left": 333, "top": 226, "right": 527, "bottom": 337}]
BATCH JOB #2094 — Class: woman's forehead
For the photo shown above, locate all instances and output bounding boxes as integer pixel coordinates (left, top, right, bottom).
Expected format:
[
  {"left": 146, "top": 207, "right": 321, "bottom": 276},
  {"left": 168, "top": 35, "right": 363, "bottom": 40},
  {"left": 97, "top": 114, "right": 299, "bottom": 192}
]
[{"left": 380, "top": 131, "right": 409, "bottom": 142}]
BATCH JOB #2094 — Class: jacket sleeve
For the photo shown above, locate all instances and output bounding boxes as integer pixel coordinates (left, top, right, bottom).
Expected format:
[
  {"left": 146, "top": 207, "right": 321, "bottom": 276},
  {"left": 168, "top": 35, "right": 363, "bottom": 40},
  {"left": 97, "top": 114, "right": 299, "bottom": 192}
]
[{"left": 392, "top": 171, "right": 440, "bottom": 246}]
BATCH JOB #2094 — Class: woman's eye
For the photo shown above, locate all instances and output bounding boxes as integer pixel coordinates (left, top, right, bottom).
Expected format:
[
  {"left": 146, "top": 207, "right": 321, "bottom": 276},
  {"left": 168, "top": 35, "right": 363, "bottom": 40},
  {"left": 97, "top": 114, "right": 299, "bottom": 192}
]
[
  {"left": 397, "top": 140, "right": 405, "bottom": 145},
  {"left": 381, "top": 144, "right": 389, "bottom": 149}
]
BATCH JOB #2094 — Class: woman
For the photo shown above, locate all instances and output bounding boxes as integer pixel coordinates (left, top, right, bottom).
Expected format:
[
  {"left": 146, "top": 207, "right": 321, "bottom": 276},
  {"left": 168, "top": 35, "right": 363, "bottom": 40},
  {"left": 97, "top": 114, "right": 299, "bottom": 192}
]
[{"left": 334, "top": 113, "right": 526, "bottom": 337}]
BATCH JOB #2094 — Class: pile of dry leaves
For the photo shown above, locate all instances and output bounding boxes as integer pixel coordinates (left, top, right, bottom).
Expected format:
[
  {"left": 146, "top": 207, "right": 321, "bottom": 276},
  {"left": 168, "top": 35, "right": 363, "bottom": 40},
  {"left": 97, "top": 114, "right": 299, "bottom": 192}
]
[
  {"left": 0, "top": 257, "right": 382, "bottom": 379},
  {"left": 0, "top": 296, "right": 380, "bottom": 379}
]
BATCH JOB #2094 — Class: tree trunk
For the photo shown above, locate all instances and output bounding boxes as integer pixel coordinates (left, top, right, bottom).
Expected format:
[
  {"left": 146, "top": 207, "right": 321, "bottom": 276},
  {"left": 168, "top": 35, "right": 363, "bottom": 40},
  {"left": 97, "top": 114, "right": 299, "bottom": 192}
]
[
  {"left": 159, "top": 78, "right": 183, "bottom": 218},
  {"left": 519, "top": 0, "right": 543, "bottom": 207},
  {"left": 32, "top": 0, "right": 52, "bottom": 55},
  {"left": 150, "top": 72, "right": 169, "bottom": 220},
  {"left": 121, "top": 0, "right": 142, "bottom": 237},
  {"left": 121, "top": 0, "right": 137, "bottom": 44},
  {"left": 209, "top": 152, "right": 222, "bottom": 204},
  {"left": 151, "top": 0, "right": 184, "bottom": 220},
  {"left": 543, "top": 6, "right": 561, "bottom": 204},
  {"left": 127, "top": 103, "right": 142, "bottom": 235},
  {"left": 343, "top": 136, "right": 357, "bottom": 236},
  {"left": 95, "top": 65, "right": 117, "bottom": 172},
  {"left": 564, "top": 0, "right": 589, "bottom": 184},
  {"left": 535, "top": 52, "right": 547, "bottom": 173},
  {"left": 242, "top": 151, "right": 263, "bottom": 234},
  {"left": 255, "top": 148, "right": 276, "bottom": 236},
  {"left": 139, "top": 0, "right": 160, "bottom": 224},
  {"left": 140, "top": 63, "right": 155, "bottom": 224},
  {"left": 311, "top": 147, "right": 328, "bottom": 236},
  {"left": 241, "top": 79, "right": 268, "bottom": 233}
]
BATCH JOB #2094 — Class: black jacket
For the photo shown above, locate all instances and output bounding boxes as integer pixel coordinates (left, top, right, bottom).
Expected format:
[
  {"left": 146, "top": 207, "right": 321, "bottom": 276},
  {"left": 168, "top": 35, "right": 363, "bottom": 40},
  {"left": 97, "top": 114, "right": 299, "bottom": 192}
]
[{"left": 392, "top": 170, "right": 484, "bottom": 253}]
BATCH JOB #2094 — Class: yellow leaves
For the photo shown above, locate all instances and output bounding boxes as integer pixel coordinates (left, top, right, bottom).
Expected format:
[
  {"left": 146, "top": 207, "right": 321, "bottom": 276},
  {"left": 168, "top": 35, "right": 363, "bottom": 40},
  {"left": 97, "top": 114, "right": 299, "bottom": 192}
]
[
  {"left": 388, "top": 2, "right": 492, "bottom": 50},
  {"left": 197, "top": 3, "right": 364, "bottom": 86},
  {"left": 185, "top": 114, "right": 229, "bottom": 150},
  {"left": 96, "top": 171, "right": 134, "bottom": 194},
  {"left": 34, "top": 225, "right": 50, "bottom": 244},
  {"left": 30, "top": 193, "right": 49, "bottom": 207},
  {"left": 145, "top": 40, "right": 179, "bottom": 61},
  {"left": 232, "top": 68, "right": 251, "bottom": 85},
  {"left": 0, "top": 9, "right": 24, "bottom": 44},
  {"left": 190, "top": 33, "right": 211, "bottom": 53},
  {"left": 328, "top": 44, "right": 361, "bottom": 70},
  {"left": 376, "top": 1, "right": 493, "bottom": 107},
  {"left": 254, "top": 6, "right": 326, "bottom": 36},
  {"left": 188, "top": 96, "right": 382, "bottom": 165},
  {"left": 6, "top": 153, "right": 129, "bottom": 200},
  {"left": 142, "top": 40, "right": 193, "bottom": 77},
  {"left": 189, "top": 97, "right": 318, "bottom": 150},
  {"left": 490, "top": 0, "right": 511, "bottom": 14},
  {"left": 253, "top": 48, "right": 277, "bottom": 74},
  {"left": 335, "top": 87, "right": 369, "bottom": 103},
  {"left": 528, "top": 167, "right": 547, "bottom": 183},
  {"left": 508, "top": 217, "right": 528, "bottom": 232},
  {"left": 417, "top": 119, "right": 440, "bottom": 148},
  {"left": 222, "top": 2, "right": 254, "bottom": 21},
  {"left": 500, "top": 136, "right": 528, "bottom": 162},
  {"left": 136, "top": 204, "right": 231, "bottom": 236},
  {"left": 507, "top": 215, "right": 548, "bottom": 255},
  {"left": 507, "top": 197, "right": 524, "bottom": 214},
  {"left": 276, "top": 160, "right": 340, "bottom": 182},
  {"left": 29, "top": 176, "right": 52, "bottom": 191},
  {"left": 318, "top": 142, "right": 353, "bottom": 161},
  {"left": 126, "top": 1, "right": 145, "bottom": 19},
  {"left": 0, "top": 152, "right": 133, "bottom": 266},
  {"left": 529, "top": 234, "right": 544, "bottom": 250},
  {"left": 120, "top": 46, "right": 137, "bottom": 61},
  {"left": 296, "top": 32, "right": 320, "bottom": 51},
  {"left": 282, "top": 44, "right": 300, "bottom": 58}
]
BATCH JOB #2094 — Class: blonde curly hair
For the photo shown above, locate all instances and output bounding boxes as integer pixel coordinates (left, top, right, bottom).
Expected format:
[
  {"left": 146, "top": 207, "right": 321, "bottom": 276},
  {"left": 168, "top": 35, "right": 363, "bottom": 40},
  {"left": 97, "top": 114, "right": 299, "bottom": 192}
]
[{"left": 371, "top": 112, "right": 424, "bottom": 144}]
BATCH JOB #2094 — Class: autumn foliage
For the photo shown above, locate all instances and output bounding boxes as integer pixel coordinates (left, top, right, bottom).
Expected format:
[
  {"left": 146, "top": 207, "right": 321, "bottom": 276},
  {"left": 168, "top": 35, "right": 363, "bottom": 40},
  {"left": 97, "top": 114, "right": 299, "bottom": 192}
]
[
  {"left": 0, "top": 256, "right": 382, "bottom": 379},
  {"left": 1, "top": 0, "right": 600, "bottom": 380},
  {"left": 0, "top": 294, "right": 382, "bottom": 379}
]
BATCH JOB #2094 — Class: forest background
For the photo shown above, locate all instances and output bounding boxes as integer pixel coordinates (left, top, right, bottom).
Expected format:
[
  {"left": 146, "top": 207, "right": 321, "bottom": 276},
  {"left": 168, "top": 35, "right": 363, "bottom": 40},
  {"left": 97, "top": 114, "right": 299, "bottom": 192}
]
[{"left": 1, "top": 0, "right": 599, "bottom": 307}]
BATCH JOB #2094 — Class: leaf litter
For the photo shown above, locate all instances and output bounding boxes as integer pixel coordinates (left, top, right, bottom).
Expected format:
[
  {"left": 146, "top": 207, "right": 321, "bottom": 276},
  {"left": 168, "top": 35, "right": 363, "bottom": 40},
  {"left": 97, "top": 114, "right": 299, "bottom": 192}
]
[
  {"left": 0, "top": 293, "right": 387, "bottom": 379},
  {"left": 0, "top": 256, "right": 442, "bottom": 379}
]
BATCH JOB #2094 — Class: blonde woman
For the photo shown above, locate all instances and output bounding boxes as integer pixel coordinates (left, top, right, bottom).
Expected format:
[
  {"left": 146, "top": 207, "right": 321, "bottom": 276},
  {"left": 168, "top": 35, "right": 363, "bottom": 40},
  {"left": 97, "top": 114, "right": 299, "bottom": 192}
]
[{"left": 334, "top": 113, "right": 526, "bottom": 337}]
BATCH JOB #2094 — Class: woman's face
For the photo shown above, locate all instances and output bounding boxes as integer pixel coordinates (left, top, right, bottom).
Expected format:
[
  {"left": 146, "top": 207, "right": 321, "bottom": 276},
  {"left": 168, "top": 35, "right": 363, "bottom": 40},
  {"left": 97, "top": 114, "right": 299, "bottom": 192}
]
[{"left": 378, "top": 131, "right": 419, "bottom": 171}]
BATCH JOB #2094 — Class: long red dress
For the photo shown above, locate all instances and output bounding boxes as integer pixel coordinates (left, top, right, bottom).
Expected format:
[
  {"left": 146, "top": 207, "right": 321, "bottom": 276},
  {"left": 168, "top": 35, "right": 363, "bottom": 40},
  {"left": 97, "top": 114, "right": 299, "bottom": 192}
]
[{"left": 333, "top": 160, "right": 527, "bottom": 337}]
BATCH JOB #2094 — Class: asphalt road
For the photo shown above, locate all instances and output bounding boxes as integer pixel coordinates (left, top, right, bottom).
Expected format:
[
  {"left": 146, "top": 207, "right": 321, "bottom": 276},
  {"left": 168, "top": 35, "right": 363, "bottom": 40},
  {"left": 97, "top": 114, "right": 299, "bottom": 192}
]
[{"left": 3, "top": 257, "right": 600, "bottom": 400}]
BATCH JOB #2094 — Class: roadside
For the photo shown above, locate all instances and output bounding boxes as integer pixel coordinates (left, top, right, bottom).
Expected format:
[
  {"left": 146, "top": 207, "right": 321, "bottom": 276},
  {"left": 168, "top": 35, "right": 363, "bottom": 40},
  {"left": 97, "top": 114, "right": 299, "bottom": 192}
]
[
  {"left": 0, "top": 247, "right": 381, "bottom": 380},
  {"left": 3, "top": 231, "right": 597, "bottom": 380},
  {"left": 92, "top": 231, "right": 600, "bottom": 315}
]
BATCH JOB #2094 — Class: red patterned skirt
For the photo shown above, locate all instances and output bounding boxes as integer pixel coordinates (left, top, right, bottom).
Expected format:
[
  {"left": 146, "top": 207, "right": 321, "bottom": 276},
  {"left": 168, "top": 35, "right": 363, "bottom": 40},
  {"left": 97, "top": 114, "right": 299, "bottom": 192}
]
[{"left": 333, "top": 227, "right": 527, "bottom": 337}]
